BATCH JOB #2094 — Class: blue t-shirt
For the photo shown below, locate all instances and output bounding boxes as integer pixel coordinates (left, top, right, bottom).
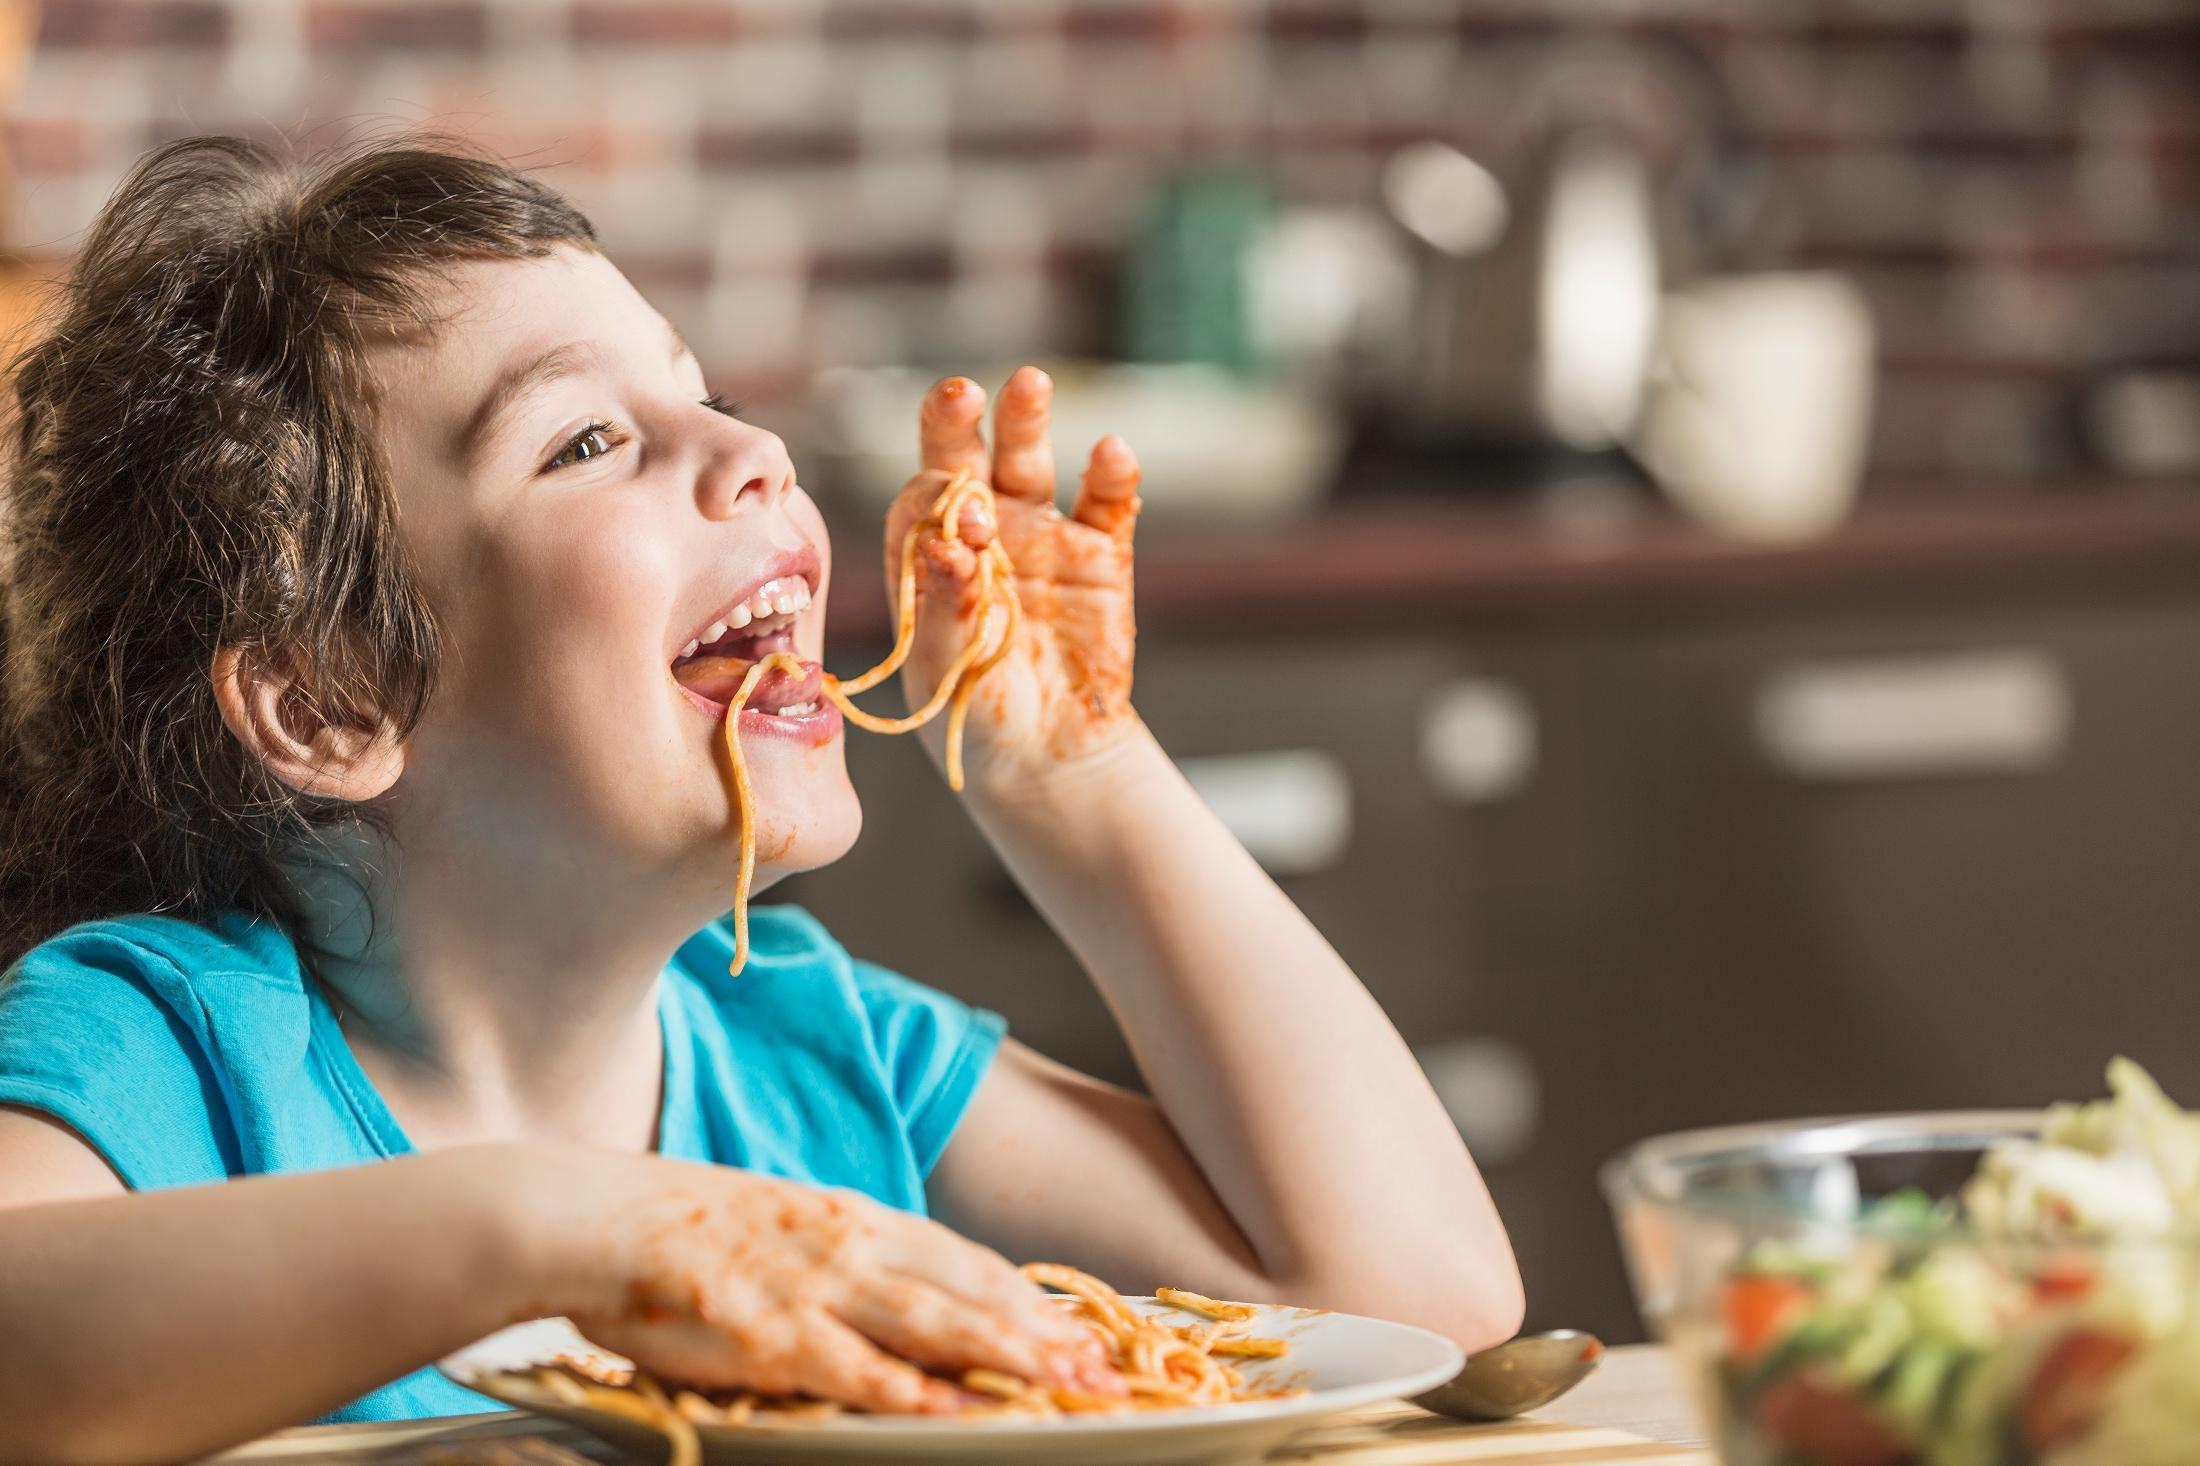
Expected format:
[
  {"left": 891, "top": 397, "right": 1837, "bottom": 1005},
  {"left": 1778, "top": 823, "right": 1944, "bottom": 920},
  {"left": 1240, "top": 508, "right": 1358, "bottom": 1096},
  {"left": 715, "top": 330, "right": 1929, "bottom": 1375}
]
[{"left": 0, "top": 905, "right": 1004, "bottom": 1422}]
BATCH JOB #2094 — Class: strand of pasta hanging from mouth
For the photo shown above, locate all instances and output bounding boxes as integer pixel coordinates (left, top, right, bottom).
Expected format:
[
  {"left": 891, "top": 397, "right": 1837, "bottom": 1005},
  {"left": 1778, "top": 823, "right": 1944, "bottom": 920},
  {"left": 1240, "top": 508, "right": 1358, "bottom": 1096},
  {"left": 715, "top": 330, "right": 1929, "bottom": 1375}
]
[
  {"left": 720, "top": 651, "right": 811, "bottom": 977},
  {"left": 717, "top": 469, "right": 1019, "bottom": 978}
]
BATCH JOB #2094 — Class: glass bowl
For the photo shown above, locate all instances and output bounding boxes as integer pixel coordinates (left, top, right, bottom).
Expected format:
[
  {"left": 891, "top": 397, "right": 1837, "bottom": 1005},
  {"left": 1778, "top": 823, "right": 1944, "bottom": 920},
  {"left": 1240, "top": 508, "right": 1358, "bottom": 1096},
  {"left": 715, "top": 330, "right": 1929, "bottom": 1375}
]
[{"left": 1603, "top": 1112, "right": 2200, "bottom": 1466}]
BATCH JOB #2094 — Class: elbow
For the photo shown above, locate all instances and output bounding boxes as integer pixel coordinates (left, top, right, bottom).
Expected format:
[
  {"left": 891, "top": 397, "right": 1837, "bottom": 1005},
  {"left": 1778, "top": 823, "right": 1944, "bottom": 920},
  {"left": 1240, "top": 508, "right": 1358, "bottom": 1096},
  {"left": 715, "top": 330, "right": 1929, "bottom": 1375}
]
[
  {"left": 1400, "top": 1248, "right": 1524, "bottom": 1355},
  {"left": 1446, "top": 1255, "right": 1527, "bottom": 1353},
  {"left": 1294, "top": 1239, "right": 1525, "bottom": 1356}
]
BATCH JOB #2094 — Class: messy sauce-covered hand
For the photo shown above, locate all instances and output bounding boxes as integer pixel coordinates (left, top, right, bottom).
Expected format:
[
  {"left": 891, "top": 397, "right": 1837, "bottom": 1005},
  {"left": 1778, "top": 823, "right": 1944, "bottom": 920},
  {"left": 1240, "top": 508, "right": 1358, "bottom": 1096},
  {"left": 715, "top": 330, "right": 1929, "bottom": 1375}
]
[
  {"left": 885, "top": 369, "right": 1141, "bottom": 795},
  {"left": 563, "top": 1157, "right": 1120, "bottom": 1413}
]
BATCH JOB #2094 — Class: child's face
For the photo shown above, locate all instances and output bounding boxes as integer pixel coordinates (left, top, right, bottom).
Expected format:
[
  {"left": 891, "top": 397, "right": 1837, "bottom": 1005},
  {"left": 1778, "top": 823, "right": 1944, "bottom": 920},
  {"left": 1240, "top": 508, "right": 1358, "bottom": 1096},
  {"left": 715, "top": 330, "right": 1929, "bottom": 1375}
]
[{"left": 365, "top": 247, "right": 858, "bottom": 909}]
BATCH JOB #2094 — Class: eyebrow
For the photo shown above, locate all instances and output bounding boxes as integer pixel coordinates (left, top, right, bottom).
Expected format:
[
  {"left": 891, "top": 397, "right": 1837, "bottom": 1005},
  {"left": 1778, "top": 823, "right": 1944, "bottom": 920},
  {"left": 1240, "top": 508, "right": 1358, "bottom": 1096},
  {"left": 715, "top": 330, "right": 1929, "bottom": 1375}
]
[
  {"left": 458, "top": 340, "right": 599, "bottom": 466},
  {"left": 458, "top": 320, "right": 702, "bottom": 466}
]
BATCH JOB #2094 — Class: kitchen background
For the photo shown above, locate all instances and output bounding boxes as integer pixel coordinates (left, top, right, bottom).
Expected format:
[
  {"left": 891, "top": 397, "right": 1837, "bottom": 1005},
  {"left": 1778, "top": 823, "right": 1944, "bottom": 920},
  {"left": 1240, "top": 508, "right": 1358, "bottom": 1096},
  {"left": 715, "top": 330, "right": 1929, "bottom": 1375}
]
[{"left": 5, "top": 0, "right": 2200, "bottom": 1340}]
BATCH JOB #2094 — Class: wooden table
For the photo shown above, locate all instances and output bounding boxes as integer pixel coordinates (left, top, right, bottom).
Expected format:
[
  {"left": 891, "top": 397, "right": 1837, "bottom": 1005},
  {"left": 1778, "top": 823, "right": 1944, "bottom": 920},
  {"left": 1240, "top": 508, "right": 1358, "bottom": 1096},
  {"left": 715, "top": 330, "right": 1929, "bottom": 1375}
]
[{"left": 215, "top": 1346, "right": 1710, "bottom": 1464}]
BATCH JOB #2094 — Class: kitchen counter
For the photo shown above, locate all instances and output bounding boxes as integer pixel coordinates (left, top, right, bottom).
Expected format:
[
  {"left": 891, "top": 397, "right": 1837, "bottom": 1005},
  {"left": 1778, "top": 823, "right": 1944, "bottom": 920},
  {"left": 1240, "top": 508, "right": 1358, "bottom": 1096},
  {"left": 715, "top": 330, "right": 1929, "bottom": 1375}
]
[{"left": 822, "top": 478, "right": 2200, "bottom": 640}]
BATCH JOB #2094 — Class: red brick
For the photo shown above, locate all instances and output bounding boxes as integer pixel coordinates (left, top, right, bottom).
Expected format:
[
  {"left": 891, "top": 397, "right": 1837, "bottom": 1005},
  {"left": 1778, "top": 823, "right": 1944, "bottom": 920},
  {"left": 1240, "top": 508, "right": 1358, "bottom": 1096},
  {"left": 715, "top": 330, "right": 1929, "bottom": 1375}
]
[
  {"left": 1880, "top": 352, "right": 2068, "bottom": 381},
  {"left": 1760, "top": 127, "right": 2082, "bottom": 163},
  {"left": 619, "top": 250, "right": 715, "bottom": 292},
  {"left": 822, "top": 4, "right": 978, "bottom": 41},
  {"left": 36, "top": 0, "right": 228, "bottom": 47},
  {"left": 1044, "top": 240, "right": 1115, "bottom": 283},
  {"left": 696, "top": 126, "right": 861, "bottom": 169},
  {"left": 1802, "top": 240, "right": 2187, "bottom": 274},
  {"left": 2045, "top": 7, "right": 2200, "bottom": 50},
  {"left": 948, "top": 122, "right": 1089, "bottom": 161},
  {"left": 4, "top": 119, "right": 93, "bottom": 174},
  {"left": 1453, "top": 12, "right": 1558, "bottom": 43},
  {"left": 1265, "top": 117, "right": 1444, "bottom": 154},
  {"left": 810, "top": 245, "right": 954, "bottom": 286},
  {"left": 569, "top": 2, "right": 740, "bottom": 45},
  {"left": 1264, "top": 1, "right": 1366, "bottom": 43},
  {"left": 1806, "top": 15, "right": 1969, "bottom": 50},
  {"left": 1063, "top": 3, "right": 1180, "bottom": 42},
  {"left": 306, "top": 2, "right": 488, "bottom": 50}
]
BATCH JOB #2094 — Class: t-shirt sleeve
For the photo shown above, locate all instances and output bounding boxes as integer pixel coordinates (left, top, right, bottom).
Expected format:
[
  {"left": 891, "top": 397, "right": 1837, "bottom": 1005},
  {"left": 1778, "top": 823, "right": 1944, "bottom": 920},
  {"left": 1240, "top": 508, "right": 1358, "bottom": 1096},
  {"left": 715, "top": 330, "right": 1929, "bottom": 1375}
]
[
  {"left": 0, "top": 929, "right": 240, "bottom": 1189},
  {"left": 848, "top": 958, "right": 1007, "bottom": 1177}
]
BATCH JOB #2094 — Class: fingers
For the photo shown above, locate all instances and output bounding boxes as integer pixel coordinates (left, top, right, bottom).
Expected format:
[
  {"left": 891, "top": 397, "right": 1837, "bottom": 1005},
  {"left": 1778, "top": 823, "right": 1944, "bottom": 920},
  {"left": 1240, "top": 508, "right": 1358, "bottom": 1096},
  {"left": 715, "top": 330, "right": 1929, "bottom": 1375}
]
[
  {"left": 915, "top": 526, "right": 985, "bottom": 616},
  {"left": 879, "top": 1225, "right": 1116, "bottom": 1372},
  {"left": 917, "top": 377, "right": 990, "bottom": 480},
  {"left": 837, "top": 1277, "right": 1076, "bottom": 1390},
  {"left": 989, "top": 365, "right": 1057, "bottom": 503},
  {"left": 1071, "top": 434, "right": 1141, "bottom": 541},
  {"left": 793, "top": 1314, "right": 966, "bottom": 1415},
  {"left": 885, "top": 470, "right": 993, "bottom": 583},
  {"left": 939, "top": 490, "right": 997, "bottom": 552}
]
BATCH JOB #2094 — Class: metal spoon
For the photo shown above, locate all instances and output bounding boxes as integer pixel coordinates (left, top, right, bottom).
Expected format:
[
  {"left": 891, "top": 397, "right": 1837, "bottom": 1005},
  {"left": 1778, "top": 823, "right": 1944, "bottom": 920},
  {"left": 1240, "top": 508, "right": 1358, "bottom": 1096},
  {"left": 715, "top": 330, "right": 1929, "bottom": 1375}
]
[{"left": 1413, "top": 1330, "right": 1605, "bottom": 1422}]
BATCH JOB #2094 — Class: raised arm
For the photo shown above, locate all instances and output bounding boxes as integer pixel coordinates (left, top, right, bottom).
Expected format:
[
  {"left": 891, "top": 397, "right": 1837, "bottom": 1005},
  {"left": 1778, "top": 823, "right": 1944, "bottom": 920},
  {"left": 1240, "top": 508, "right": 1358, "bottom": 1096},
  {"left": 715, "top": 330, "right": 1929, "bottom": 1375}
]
[{"left": 890, "top": 370, "right": 1522, "bottom": 1350}]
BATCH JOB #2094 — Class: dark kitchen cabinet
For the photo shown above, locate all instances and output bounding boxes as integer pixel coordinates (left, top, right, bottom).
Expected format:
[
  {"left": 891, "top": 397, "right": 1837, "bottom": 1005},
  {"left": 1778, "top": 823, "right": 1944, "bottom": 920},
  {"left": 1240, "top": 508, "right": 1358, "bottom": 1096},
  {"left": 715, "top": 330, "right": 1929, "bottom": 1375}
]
[
  {"left": 778, "top": 575, "right": 2200, "bottom": 1344},
  {"left": 786, "top": 635, "right": 1472, "bottom": 1086},
  {"left": 1480, "top": 584, "right": 2200, "bottom": 1340}
]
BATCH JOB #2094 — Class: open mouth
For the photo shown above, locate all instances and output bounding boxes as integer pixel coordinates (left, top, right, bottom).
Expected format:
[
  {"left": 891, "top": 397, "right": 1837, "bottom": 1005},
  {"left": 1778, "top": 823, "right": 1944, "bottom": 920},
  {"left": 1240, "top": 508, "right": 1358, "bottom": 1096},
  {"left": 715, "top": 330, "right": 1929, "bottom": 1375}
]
[{"left": 670, "top": 570, "right": 826, "bottom": 718}]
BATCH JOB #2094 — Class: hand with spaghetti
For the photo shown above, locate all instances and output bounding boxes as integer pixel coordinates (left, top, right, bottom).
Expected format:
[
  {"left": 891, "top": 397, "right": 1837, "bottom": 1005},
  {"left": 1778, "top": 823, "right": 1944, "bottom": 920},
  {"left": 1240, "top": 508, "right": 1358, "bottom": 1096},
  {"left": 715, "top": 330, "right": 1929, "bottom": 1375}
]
[
  {"left": 847, "top": 369, "right": 1141, "bottom": 798},
  {"left": 552, "top": 1153, "right": 1123, "bottom": 1418}
]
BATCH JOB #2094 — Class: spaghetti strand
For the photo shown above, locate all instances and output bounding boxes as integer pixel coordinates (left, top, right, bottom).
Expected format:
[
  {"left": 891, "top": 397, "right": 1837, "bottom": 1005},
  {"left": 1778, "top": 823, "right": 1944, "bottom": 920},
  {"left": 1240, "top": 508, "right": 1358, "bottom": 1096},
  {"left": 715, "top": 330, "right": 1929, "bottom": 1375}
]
[
  {"left": 721, "top": 651, "right": 809, "bottom": 976},
  {"left": 717, "top": 468, "right": 1024, "bottom": 976}
]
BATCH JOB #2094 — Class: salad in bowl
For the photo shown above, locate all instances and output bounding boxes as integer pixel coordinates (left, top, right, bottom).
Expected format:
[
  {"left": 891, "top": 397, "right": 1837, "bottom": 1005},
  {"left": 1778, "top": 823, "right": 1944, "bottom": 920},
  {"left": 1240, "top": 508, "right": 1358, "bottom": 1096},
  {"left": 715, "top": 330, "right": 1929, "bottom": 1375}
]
[{"left": 1605, "top": 1061, "right": 2200, "bottom": 1466}]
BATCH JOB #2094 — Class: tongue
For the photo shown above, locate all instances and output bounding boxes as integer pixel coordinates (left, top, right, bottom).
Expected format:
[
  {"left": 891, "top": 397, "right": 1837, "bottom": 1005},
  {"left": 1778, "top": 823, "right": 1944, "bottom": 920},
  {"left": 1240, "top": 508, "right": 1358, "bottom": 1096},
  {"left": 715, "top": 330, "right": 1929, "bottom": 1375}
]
[{"left": 673, "top": 656, "right": 823, "bottom": 711}]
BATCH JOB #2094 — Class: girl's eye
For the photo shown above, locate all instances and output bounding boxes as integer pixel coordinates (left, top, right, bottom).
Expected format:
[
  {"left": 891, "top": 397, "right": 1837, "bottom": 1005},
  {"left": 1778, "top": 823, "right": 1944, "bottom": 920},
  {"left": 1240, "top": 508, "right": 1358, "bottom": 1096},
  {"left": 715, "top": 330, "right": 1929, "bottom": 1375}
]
[
  {"left": 701, "top": 393, "right": 743, "bottom": 419},
  {"left": 546, "top": 422, "right": 623, "bottom": 472}
]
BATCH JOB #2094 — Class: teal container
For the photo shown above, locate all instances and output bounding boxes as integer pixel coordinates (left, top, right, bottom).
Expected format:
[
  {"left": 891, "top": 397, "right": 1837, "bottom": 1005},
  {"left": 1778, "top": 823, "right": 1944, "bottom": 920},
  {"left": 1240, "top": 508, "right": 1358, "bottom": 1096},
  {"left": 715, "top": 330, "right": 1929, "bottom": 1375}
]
[{"left": 1123, "top": 169, "right": 1270, "bottom": 375}]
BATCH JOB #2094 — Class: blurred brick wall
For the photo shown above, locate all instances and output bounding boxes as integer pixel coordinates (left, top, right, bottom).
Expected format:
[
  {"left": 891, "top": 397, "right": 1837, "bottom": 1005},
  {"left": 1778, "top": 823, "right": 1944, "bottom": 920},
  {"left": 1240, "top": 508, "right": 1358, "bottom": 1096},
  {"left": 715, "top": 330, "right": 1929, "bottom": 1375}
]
[{"left": 4, "top": 0, "right": 2195, "bottom": 476}]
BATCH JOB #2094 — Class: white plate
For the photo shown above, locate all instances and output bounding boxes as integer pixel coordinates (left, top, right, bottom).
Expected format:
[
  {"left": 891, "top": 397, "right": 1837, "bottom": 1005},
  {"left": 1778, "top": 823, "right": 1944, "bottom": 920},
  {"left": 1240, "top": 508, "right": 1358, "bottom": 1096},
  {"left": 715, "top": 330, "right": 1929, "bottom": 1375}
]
[{"left": 443, "top": 1301, "right": 1464, "bottom": 1466}]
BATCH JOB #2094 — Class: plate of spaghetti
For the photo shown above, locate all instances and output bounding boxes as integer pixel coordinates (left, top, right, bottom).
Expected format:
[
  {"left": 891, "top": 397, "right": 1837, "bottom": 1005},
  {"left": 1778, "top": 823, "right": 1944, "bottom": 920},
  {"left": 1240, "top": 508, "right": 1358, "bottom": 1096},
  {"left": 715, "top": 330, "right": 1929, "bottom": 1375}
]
[{"left": 443, "top": 1264, "right": 1464, "bottom": 1466}]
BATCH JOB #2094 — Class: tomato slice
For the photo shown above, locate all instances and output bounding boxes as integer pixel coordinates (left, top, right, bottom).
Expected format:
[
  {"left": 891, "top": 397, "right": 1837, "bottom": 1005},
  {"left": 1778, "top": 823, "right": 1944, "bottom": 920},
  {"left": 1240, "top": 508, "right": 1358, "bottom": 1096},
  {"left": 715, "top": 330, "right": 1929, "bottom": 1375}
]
[
  {"left": 2024, "top": 1327, "right": 2139, "bottom": 1450},
  {"left": 1723, "top": 1274, "right": 1815, "bottom": 1361},
  {"left": 2031, "top": 1256, "right": 2098, "bottom": 1304},
  {"left": 1755, "top": 1375, "right": 1913, "bottom": 1466}
]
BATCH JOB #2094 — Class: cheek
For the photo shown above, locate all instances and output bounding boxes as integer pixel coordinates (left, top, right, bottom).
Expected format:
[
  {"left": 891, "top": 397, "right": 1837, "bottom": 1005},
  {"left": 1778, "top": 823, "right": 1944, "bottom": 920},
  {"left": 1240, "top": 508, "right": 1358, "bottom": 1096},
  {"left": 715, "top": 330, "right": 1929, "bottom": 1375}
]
[
  {"left": 477, "top": 499, "right": 674, "bottom": 700},
  {"left": 416, "top": 497, "right": 684, "bottom": 813}
]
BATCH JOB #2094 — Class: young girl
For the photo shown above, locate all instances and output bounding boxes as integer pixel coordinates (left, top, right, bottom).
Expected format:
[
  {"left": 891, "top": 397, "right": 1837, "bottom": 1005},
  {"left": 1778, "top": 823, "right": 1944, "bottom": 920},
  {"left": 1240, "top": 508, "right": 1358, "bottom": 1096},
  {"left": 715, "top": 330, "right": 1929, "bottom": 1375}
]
[{"left": 0, "top": 138, "right": 1520, "bottom": 1465}]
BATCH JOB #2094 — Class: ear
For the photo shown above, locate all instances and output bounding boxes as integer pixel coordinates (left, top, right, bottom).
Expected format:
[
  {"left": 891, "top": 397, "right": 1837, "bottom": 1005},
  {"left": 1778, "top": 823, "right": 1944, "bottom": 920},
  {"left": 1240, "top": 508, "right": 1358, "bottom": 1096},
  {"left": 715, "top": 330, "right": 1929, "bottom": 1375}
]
[{"left": 211, "top": 645, "right": 405, "bottom": 802}]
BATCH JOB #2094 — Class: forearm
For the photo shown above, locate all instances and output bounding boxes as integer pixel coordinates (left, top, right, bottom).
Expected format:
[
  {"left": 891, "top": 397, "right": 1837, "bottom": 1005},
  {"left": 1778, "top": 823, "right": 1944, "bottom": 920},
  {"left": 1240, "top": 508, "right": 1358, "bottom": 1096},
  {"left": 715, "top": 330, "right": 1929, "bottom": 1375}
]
[
  {"left": 970, "top": 730, "right": 1521, "bottom": 1340},
  {"left": 0, "top": 1145, "right": 555, "bottom": 1466}
]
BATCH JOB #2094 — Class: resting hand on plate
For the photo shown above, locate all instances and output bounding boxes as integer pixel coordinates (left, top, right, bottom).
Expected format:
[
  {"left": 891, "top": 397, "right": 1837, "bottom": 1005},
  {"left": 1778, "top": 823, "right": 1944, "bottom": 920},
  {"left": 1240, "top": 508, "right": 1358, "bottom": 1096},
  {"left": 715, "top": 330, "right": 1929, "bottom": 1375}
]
[
  {"left": 884, "top": 368, "right": 1142, "bottom": 797},
  {"left": 560, "top": 1155, "right": 1122, "bottom": 1413}
]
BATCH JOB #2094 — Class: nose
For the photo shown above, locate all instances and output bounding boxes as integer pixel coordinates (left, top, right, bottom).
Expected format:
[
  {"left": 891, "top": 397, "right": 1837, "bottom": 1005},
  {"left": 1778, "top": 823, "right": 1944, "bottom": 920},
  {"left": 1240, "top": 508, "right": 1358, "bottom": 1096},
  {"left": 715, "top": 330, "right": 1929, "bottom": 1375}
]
[{"left": 697, "top": 428, "right": 797, "bottom": 521}]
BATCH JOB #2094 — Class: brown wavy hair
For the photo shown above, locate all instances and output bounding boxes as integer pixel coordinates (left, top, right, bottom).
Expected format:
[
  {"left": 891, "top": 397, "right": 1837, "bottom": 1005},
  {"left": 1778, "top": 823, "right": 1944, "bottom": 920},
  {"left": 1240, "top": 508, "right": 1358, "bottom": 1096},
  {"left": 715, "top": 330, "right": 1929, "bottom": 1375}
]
[{"left": 0, "top": 136, "right": 595, "bottom": 964}]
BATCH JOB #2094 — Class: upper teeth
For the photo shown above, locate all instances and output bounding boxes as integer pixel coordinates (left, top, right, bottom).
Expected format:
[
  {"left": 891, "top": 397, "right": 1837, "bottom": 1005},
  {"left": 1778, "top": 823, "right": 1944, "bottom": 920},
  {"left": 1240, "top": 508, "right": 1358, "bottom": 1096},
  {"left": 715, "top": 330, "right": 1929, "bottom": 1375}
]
[
  {"left": 747, "top": 576, "right": 811, "bottom": 622},
  {"left": 679, "top": 576, "right": 813, "bottom": 659}
]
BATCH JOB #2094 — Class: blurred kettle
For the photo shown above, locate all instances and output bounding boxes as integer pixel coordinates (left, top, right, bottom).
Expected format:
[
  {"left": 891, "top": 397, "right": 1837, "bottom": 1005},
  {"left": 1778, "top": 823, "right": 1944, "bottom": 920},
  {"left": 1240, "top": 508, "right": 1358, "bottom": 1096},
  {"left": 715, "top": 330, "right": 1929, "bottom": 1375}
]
[{"left": 1388, "top": 126, "right": 1662, "bottom": 450}]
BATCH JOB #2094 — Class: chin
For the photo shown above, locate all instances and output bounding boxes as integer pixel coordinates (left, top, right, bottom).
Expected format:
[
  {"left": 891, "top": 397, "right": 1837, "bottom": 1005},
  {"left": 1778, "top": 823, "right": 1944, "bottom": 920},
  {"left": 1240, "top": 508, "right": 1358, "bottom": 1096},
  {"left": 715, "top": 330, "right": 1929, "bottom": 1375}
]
[
  {"left": 775, "top": 785, "right": 863, "bottom": 876},
  {"left": 746, "top": 748, "right": 863, "bottom": 882}
]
